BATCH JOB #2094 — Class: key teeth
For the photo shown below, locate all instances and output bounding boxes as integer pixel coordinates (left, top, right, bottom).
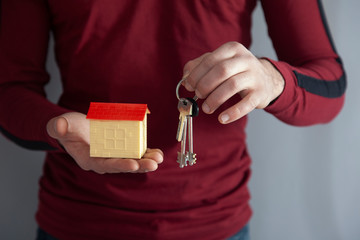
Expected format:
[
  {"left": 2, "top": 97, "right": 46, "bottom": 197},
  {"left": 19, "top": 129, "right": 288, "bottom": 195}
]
[
  {"left": 177, "top": 152, "right": 198, "bottom": 168},
  {"left": 188, "top": 153, "right": 197, "bottom": 166},
  {"left": 177, "top": 152, "right": 188, "bottom": 168},
  {"left": 177, "top": 152, "right": 197, "bottom": 168},
  {"left": 177, "top": 152, "right": 196, "bottom": 168}
]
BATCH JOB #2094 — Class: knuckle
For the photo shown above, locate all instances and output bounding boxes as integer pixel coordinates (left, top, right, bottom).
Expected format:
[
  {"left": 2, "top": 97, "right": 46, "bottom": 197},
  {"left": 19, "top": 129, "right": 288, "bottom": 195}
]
[
  {"left": 226, "top": 41, "right": 239, "bottom": 48},
  {"left": 202, "top": 54, "right": 217, "bottom": 69},
  {"left": 246, "top": 55, "right": 257, "bottom": 66},
  {"left": 81, "top": 159, "right": 101, "bottom": 173},
  {"left": 228, "top": 77, "right": 242, "bottom": 91},
  {"left": 184, "top": 59, "right": 196, "bottom": 70},
  {"left": 196, "top": 85, "right": 207, "bottom": 98},
  {"left": 215, "top": 62, "right": 231, "bottom": 78},
  {"left": 94, "top": 169, "right": 105, "bottom": 174},
  {"left": 81, "top": 164, "right": 91, "bottom": 171},
  {"left": 246, "top": 97, "right": 259, "bottom": 111},
  {"left": 226, "top": 41, "right": 244, "bottom": 53},
  {"left": 233, "top": 104, "right": 242, "bottom": 116},
  {"left": 233, "top": 97, "right": 258, "bottom": 117}
]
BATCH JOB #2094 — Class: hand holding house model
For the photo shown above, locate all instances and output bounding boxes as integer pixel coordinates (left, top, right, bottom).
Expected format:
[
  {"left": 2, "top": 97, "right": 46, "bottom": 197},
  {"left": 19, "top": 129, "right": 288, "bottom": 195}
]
[{"left": 86, "top": 102, "right": 150, "bottom": 159}]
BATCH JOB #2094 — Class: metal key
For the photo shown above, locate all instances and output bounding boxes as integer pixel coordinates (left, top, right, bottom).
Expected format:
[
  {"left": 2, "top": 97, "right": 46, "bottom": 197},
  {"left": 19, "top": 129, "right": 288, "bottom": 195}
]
[
  {"left": 186, "top": 115, "right": 197, "bottom": 166},
  {"left": 176, "top": 98, "right": 192, "bottom": 168},
  {"left": 185, "top": 97, "right": 198, "bottom": 166},
  {"left": 176, "top": 98, "right": 192, "bottom": 142},
  {"left": 178, "top": 117, "right": 188, "bottom": 168}
]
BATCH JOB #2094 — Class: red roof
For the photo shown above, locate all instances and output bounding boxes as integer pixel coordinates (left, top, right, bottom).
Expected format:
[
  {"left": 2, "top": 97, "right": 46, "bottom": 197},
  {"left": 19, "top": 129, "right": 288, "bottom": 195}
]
[{"left": 86, "top": 102, "right": 150, "bottom": 121}]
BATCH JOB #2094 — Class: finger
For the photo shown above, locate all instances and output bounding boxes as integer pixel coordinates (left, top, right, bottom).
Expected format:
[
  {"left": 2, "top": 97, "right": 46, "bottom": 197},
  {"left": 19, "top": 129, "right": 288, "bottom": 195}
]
[
  {"left": 136, "top": 158, "right": 159, "bottom": 173},
  {"left": 183, "top": 52, "right": 210, "bottom": 78},
  {"left": 87, "top": 149, "right": 164, "bottom": 174},
  {"left": 47, "top": 116, "right": 69, "bottom": 139},
  {"left": 182, "top": 53, "right": 210, "bottom": 91},
  {"left": 183, "top": 41, "right": 246, "bottom": 78},
  {"left": 130, "top": 149, "right": 164, "bottom": 172},
  {"left": 185, "top": 42, "right": 248, "bottom": 95},
  {"left": 92, "top": 158, "right": 159, "bottom": 174},
  {"left": 55, "top": 117, "right": 69, "bottom": 137},
  {"left": 61, "top": 113, "right": 90, "bottom": 142},
  {"left": 202, "top": 72, "right": 251, "bottom": 114},
  {"left": 218, "top": 93, "right": 260, "bottom": 124},
  {"left": 143, "top": 148, "right": 164, "bottom": 164},
  {"left": 195, "top": 56, "right": 250, "bottom": 99},
  {"left": 186, "top": 51, "right": 235, "bottom": 93},
  {"left": 89, "top": 158, "right": 141, "bottom": 174}
]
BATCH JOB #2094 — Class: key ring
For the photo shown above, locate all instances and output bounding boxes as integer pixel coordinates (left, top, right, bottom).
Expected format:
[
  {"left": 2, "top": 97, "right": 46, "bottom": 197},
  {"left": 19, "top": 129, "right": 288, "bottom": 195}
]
[
  {"left": 176, "top": 78, "right": 198, "bottom": 102},
  {"left": 175, "top": 77, "right": 198, "bottom": 168}
]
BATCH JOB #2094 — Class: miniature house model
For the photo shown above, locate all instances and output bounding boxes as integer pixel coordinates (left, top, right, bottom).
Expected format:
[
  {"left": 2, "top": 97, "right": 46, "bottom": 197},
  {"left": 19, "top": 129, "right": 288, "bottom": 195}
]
[{"left": 86, "top": 102, "right": 150, "bottom": 159}]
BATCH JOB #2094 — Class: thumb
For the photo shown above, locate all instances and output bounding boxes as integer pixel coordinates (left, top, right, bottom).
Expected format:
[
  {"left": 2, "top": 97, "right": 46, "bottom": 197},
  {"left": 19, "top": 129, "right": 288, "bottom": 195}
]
[{"left": 47, "top": 116, "right": 69, "bottom": 140}]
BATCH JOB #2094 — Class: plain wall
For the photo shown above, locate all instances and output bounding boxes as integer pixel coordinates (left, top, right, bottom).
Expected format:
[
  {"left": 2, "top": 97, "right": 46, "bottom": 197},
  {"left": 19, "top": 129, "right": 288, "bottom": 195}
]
[{"left": 1, "top": 1, "right": 359, "bottom": 239}]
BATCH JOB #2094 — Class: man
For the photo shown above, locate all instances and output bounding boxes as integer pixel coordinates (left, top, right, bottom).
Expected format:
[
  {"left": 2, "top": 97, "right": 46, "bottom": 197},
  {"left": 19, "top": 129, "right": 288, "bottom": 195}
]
[{"left": 0, "top": 0, "right": 345, "bottom": 239}]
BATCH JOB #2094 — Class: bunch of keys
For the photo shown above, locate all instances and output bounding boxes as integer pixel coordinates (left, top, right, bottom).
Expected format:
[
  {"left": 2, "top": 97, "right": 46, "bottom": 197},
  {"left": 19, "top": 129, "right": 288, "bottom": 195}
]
[{"left": 176, "top": 78, "right": 199, "bottom": 168}]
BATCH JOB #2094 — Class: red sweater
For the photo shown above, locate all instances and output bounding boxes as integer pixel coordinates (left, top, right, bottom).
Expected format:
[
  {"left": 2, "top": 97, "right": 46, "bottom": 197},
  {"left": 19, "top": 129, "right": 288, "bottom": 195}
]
[{"left": 0, "top": 0, "right": 345, "bottom": 239}]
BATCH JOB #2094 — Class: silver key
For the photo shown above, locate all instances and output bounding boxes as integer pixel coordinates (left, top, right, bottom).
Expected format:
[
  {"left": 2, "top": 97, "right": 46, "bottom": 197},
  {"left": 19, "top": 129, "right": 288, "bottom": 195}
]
[
  {"left": 177, "top": 118, "right": 188, "bottom": 168},
  {"left": 187, "top": 115, "right": 197, "bottom": 166},
  {"left": 176, "top": 98, "right": 192, "bottom": 168},
  {"left": 176, "top": 98, "right": 192, "bottom": 142}
]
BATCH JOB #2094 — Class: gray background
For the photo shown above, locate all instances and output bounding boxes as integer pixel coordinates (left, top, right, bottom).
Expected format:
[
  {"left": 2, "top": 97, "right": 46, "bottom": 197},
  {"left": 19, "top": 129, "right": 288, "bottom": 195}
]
[{"left": 1, "top": 1, "right": 359, "bottom": 239}]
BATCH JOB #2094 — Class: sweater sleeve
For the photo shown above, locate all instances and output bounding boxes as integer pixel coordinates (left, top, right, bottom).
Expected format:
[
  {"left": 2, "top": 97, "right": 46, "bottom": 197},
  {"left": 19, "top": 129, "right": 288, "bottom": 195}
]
[
  {"left": 261, "top": 0, "right": 346, "bottom": 126},
  {"left": 0, "top": 0, "right": 70, "bottom": 151}
]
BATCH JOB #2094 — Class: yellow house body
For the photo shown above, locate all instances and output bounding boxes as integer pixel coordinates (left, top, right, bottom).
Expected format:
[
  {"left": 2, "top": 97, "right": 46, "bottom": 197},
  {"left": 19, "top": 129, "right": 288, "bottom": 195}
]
[{"left": 86, "top": 102, "right": 150, "bottom": 159}]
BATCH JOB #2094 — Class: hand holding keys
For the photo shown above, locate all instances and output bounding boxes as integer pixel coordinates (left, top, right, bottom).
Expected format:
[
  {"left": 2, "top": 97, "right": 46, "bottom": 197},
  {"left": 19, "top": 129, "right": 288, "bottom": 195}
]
[{"left": 176, "top": 79, "right": 199, "bottom": 168}]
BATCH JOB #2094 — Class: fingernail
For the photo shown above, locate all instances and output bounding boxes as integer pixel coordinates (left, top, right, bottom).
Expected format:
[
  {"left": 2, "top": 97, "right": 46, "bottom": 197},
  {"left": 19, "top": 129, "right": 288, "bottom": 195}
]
[
  {"left": 220, "top": 114, "right": 230, "bottom": 124},
  {"left": 202, "top": 103, "right": 210, "bottom": 114}
]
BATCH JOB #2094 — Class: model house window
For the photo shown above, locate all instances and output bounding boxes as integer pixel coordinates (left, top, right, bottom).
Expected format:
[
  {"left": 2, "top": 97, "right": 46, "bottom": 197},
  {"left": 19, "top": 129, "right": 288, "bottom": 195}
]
[{"left": 105, "top": 128, "right": 125, "bottom": 150}]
